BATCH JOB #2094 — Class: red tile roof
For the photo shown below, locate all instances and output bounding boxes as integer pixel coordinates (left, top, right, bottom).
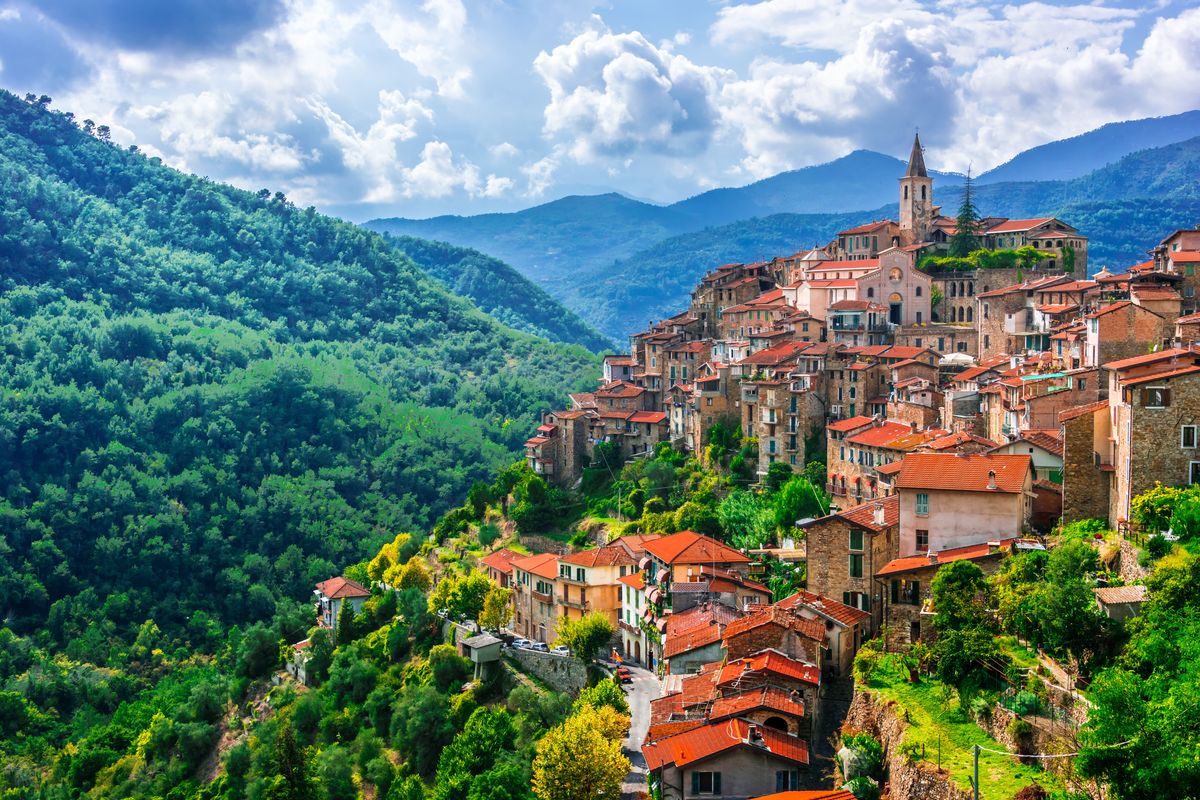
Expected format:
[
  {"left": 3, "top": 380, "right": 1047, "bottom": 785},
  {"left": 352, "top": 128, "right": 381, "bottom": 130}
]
[
  {"left": 1102, "top": 347, "right": 1197, "bottom": 371},
  {"left": 1176, "top": 311, "right": 1200, "bottom": 324},
  {"left": 646, "top": 720, "right": 706, "bottom": 743},
  {"left": 1119, "top": 364, "right": 1200, "bottom": 387},
  {"left": 997, "top": 430, "right": 1063, "bottom": 458},
  {"left": 895, "top": 453, "right": 1031, "bottom": 493},
  {"left": 643, "top": 531, "right": 751, "bottom": 565},
  {"left": 617, "top": 572, "right": 646, "bottom": 590},
  {"left": 986, "top": 217, "right": 1057, "bottom": 233},
  {"left": 876, "top": 538, "right": 1018, "bottom": 577},
  {"left": 776, "top": 590, "right": 871, "bottom": 627},
  {"left": 846, "top": 421, "right": 914, "bottom": 448},
  {"left": 629, "top": 411, "right": 667, "bottom": 424},
  {"left": 723, "top": 605, "right": 827, "bottom": 644},
  {"left": 559, "top": 544, "right": 636, "bottom": 568},
  {"left": 924, "top": 431, "right": 997, "bottom": 451},
  {"left": 952, "top": 365, "right": 997, "bottom": 383},
  {"left": 839, "top": 219, "right": 894, "bottom": 235},
  {"left": 643, "top": 718, "right": 810, "bottom": 771},
  {"left": 1058, "top": 399, "right": 1108, "bottom": 423},
  {"left": 663, "top": 622, "right": 725, "bottom": 659},
  {"left": 740, "top": 341, "right": 812, "bottom": 366},
  {"left": 709, "top": 686, "right": 807, "bottom": 722},
  {"left": 512, "top": 552, "right": 558, "bottom": 580},
  {"left": 835, "top": 494, "right": 899, "bottom": 532},
  {"left": 316, "top": 577, "right": 370, "bottom": 599},
  {"left": 717, "top": 650, "right": 821, "bottom": 687},
  {"left": 479, "top": 548, "right": 523, "bottom": 573},
  {"left": 1169, "top": 251, "right": 1200, "bottom": 263}
]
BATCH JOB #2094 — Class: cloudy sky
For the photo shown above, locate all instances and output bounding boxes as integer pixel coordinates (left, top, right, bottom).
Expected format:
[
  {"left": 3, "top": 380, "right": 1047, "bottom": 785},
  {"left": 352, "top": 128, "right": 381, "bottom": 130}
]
[{"left": 4, "top": 0, "right": 1199, "bottom": 220}]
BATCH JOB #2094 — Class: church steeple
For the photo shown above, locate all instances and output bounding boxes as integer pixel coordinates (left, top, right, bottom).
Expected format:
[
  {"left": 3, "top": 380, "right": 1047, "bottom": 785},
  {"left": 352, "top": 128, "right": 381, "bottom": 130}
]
[{"left": 905, "top": 132, "right": 927, "bottom": 178}]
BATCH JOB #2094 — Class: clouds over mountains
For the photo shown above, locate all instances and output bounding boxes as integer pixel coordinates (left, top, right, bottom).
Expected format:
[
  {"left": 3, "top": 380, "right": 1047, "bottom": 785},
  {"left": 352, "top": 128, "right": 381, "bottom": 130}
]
[{"left": 3, "top": 0, "right": 1198, "bottom": 215}]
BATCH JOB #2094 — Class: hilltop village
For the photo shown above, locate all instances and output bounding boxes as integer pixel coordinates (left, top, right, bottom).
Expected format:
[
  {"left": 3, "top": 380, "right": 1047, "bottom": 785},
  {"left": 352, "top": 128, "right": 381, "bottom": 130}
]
[{"left": 485, "top": 136, "right": 1200, "bottom": 797}]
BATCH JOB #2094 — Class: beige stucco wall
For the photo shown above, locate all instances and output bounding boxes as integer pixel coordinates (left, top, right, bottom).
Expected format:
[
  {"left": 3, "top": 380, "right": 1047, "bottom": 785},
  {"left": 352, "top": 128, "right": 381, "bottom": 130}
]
[{"left": 898, "top": 485, "right": 1028, "bottom": 555}]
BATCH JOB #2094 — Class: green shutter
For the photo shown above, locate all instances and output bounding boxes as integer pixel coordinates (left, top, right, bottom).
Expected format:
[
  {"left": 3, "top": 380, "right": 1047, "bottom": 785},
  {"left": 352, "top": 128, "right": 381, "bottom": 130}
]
[
  {"left": 863, "top": 594, "right": 871, "bottom": 612},
  {"left": 692, "top": 772, "right": 700, "bottom": 795},
  {"left": 713, "top": 773, "right": 721, "bottom": 794},
  {"left": 777, "top": 771, "right": 786, "bottom": 791},
  {"left": 891, "top": 580, "right": 899, "bottom": 605}
]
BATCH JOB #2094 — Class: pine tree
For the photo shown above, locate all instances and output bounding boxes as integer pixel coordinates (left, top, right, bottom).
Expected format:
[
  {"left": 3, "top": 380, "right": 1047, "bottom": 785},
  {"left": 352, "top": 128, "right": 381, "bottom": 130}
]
[
  {"left": 336, "top": 599, "right": 357, "bottom": 645},
  {"left": 948, "top": 169, "right": 982, "bottom": 257},
  {"left": 272, "top": 719, "right": 317, "bottom": 800}
]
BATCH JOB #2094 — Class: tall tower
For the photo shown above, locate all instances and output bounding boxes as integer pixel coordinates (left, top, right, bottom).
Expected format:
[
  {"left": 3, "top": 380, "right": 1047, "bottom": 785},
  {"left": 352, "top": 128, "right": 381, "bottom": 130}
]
[{"left": 899, "top": 133, "right": 933, "bottom": 244}]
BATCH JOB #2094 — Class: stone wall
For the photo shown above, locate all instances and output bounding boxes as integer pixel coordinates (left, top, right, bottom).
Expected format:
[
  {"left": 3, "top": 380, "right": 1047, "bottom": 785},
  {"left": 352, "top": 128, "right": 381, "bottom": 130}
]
[
  {"left": 842, "top": 691, "right": 972, "bottom": 800},
  {"left": 505, "top": 648, "right": 587, "bottom": 695}
]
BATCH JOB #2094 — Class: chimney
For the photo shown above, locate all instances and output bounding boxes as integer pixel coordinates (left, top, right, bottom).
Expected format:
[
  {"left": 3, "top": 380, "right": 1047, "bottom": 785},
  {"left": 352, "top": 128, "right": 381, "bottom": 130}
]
[
  {"left": 910, "top": 421, "right": 918, "bottom": 433},
  {"left": 988, "top": 469, "right": 998, "bottom": 490},
  {"left": 873, "top": 503, "right": 886, "bottom": 526},
  {"left": 748, "top": 723, "right": 763, "bottom": 743},
  {"left": 927, "top": 551, "right": 939, "bottom": 564}
]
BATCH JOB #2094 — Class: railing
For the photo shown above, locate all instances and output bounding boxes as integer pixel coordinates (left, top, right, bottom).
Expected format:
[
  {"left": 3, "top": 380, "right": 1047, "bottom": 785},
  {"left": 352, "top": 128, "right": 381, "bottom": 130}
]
[{"left": 826, "top": 482, "right": 846, "bottom": 496}]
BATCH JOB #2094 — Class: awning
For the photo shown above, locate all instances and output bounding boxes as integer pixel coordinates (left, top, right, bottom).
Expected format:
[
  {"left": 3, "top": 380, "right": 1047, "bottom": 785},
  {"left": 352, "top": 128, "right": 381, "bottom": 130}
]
[
  {"left": 638, "top": 556, "right": 651, "bottom": 570},
  {"left": 647, "top": 587, "right": 661, "bottom": 604}
]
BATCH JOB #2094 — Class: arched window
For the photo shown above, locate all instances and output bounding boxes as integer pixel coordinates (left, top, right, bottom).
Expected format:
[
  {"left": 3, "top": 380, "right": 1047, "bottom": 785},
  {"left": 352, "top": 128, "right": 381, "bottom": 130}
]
[
  {"left": 764, "top": 716, "right": 789, "bottom": 732},
  {"left": 968, "top": 282, "right": 974, "bottom": 296},
  {"left": 950, "top": 283, "right": 957, "bottom": 298},
  {"left": 904, "top": 185, "right": 909, "bottom": 200},
  {"left": 867, "top": 287, "right": 875, "bottom": 298},
  {"left": 959, "top": 281, "right": 966, "bottom": 296},
  {"left": 967, "top": 306, "right": 974, "bottom": 322},
  {"left": 959, "top": 307, "right": 966, "bottom": 322},
  {"left": 916, "top": 286, "right": 923, "bottom": 297},
  {"left": 921, "top": 185, "right": 927, "bottom": 200}
]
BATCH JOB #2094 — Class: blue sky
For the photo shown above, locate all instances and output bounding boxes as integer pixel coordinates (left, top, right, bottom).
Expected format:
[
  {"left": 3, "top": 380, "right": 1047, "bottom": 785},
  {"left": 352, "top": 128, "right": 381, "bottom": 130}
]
[{"left": 3, "top": 0, "right": 1198, "bottom": 220}]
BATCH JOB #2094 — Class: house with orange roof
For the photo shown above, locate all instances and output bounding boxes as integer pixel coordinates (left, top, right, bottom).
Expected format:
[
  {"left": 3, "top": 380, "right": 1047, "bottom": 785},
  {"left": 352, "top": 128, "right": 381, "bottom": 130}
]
[
  {"left": 314, "top": 576, "right": 371, "bottom": 630},
  {"left": 555, "top": 541, "right": 637, "bottom": 628},
  {"left": 479, "top": 548, "right": 523, "bottom": 589},
  {"left": 1176, "top": 310, "right": 1200, "bottom": 344},
  {"left": 775, "top": 591, "right": 871, "bottom": 678},
  {"left": 722, "top": 604, "right": 827, "bottom": 666},
  {"left": 643, "top": 716, "right": 812, "bottom": 800},
  {"left": 981, "top": 217, "right": 1088, "bottom": 276},
  {"left": 738, "top": 348, "right": 825, "bottom": 474},
  {"left": 895, "top": 453, "right": 1032, "bottom": 557},
  {"left": 1148, "top": 225, "right": 1200, "bottom": 315},
  {"left": 526, "top": 409, "right": 589, "bottom": 488},
  {"left": 798, "top": 494, "right": 899, "bottom": 633},
  {"left": 876, "top": 538, "right": 1020, "bottom": 649},
  {"left": 511, "top": 552, "right": 559, "bottom": 643},
  {"left": 1083, "top": 300, "right": 1168, "bottom": 368}
]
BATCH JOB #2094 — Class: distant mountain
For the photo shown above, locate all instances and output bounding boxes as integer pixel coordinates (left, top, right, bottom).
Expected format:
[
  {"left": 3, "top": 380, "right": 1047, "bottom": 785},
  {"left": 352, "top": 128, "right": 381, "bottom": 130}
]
[
  {"left": 385, "top": 234, "right": 613, "bottom": 350},
  {"left": 977, "top": 110, "right": 1200, "bottom": 184},
  {"left": 670, "top": 150, "right": 962, "bottom": 228}
]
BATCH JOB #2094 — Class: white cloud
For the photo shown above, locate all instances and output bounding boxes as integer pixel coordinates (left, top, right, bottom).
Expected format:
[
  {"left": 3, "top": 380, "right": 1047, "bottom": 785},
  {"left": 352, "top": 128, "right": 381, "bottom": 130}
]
[
  {"left": 369, "top": 0, "right": 471, "bottom": 98},
  {"left": 489, "top": 141, "right": 519, "bottom": 159},
  {"left": 533, "top": 21, "right": 730, "bottom": 162},
  {"left": 400, "top": 140, "right": 511, "bottom": 199}
]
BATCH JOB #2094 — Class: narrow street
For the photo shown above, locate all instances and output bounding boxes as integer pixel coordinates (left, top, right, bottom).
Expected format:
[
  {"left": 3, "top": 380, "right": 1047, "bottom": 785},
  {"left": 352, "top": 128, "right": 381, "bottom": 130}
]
[{"left": 618, "top": 663, "right": 661, "bottom": 799}]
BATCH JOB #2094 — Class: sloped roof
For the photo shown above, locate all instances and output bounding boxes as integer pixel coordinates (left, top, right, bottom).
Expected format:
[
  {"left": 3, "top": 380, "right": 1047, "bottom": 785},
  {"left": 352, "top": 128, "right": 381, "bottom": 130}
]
[
  {"left": 1058, "top": 399, "right": 1109, "bottom": 423},
  {"left": 709, "top": 686, "right": 807, "bottom": 722},
  {"left": 512, "top": 552, "right": 558, "bottom": 580},
  {"left": 717, "top": 650, "right": 821, "bottom": 687},
  {"left": 836, "top": 494, "right": 900, "bottom": 532},
  {"left": 846, "top": 421, "right": 915, "bottom": 448},
  {"left": 1102, "top": 347, "right": 1196, "bottom": 371},
  {"left": 316, "top": 577, "right": 370, "bottom": 599},
  {"left": 723, "top": 605, "right": 827, "bottom": 644},
  {"left": 479, "top": 548, "right": 524, "bottom": 573},
  {"left": 776, "top": 590, "right": 871, "bottom": 627},
  {"left": 666, "top": 602, "right": 743, "bottom": 636},
  {"left": 986, "top": 217, "right": 1057, "bottom": 233},
  {"left": 617, "top": 572, "right": 647, "bottom": 590},
  {"left": 643, "top": 530, "right": 751, "bottom": 565},
  {"left": 1093, "top": 585, "right": 1148, "bottom": 605},
  {"left": 663, "top": 622, "right": 725, "bottom": 659},
  {"left": 643, "top": 717, "right": 810, "bottom": 771},
  {"left": 895, "top": 453, "right": 1031, "bottom": 493},
  {"left": 560, "top": 544, "right": 636, "bottom": 568},
  {"left": 876, "top": 538, "right": 1018, "bottom": 577}
]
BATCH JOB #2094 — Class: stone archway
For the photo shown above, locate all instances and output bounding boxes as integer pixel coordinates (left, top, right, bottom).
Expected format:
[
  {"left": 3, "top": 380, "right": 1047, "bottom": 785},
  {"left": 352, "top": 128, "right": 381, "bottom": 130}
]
[{"left": 764, "top": 716, "right": 789, "bottom": 732}]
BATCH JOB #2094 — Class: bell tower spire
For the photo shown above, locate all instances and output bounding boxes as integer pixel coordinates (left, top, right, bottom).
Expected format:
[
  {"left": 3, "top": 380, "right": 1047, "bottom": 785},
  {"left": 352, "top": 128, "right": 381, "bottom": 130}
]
[{"left": 899, "top": 131, "right": 933, "bottom": 244}]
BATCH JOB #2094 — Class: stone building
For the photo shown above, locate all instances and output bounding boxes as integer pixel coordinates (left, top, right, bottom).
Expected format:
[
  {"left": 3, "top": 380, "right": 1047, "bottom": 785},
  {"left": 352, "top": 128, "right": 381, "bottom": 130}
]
[
  {"left": 556, "top": 543, "right": 636, "bottom": 628},
  {"left": 525, "top": 410, "right": 588, "bottom": 487},
  {"left": 1083, "top": 301, "right": 1168, "bottom": 367},
  {"left": 512, "top": 552, "right": 559, "bottom": 644},
  {"left": 1058, "top": 400, "right": 1112, "bottom": 524},
  {"left": 798, "top": 495, "right": 899, "bottom": 631}
]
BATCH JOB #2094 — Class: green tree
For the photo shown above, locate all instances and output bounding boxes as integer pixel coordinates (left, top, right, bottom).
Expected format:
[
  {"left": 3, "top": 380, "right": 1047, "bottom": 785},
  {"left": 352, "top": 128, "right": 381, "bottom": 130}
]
[
  {"left": 773, "top": 475, "right": 825, "bottom": 531},
  {"left": 317, "top": 745, "right": 355, "bottom": 800},
  {"left": 391, "top": 685, "right": 456, "bottom": 777},
  {"left": 948, "top": 170, "right": 982, "bottom": 257},
  {"left": 429, "top": 644, "right": 472, "bottom": 692},
  {"left": 274, "top": 719, "right": 317, "bottom": 800},
  {"left": 433, "top": 706, "right": 517, "bottom": 800},
  {"left": 930, "top": 560, "right": 1004, "bottom": 688},
  {"left": 554, "top": 612, "right": 615, "bottom": 663},
  {"left": 336, "top": 600, "right": 358, "bottom": 646},
  {"left": 574, "top": 678, "right": 629, "bottom": 716},
  {"left": 479, "top": 584, "right": 513, "bottom": 630},
  {"left": 238, "top": 622, "right": 281, "bottom": 678}
]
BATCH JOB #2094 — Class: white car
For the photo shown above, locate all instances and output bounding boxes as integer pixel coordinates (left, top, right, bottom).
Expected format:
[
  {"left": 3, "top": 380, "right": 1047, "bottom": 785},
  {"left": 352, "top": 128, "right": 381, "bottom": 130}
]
[
  {"left": 511, "top": 638, "right": 531, "bottom": 649},
  {"left": 550, "top": 645, "right": 571, "bottom": 657}
]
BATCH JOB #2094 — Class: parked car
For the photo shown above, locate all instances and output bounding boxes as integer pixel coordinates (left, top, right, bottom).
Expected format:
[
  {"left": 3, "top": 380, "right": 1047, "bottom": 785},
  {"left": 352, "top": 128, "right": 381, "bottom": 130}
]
[
  {"left": 528, "top": 642, "right": 549, "bottom": 653},
  {"left": 510, "top": 638, "right": 531, "bottom": 650},
  {"left": 616, "top": 666, "right": 633, "bottom": 683},
  {"left": 550, "top": 645, "right": 571, "bottom": 657}
]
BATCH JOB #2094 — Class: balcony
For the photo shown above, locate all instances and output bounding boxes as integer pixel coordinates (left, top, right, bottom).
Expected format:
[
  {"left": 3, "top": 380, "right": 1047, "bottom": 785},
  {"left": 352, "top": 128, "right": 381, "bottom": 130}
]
[
  {"left": 560, "top": 595, "right": 589, "bottom": 611},
  {"left": 826, "top": 482, "right": 847, "bottom": 496},
  {"left": 532, "top": 590, "right": 553, "bottom": 604}
]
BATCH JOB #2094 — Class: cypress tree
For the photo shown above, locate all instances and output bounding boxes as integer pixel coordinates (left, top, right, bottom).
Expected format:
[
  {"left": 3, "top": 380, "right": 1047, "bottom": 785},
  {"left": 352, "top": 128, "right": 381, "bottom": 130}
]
[{"left": 948, "top": 169, "right": 982, "bottom": 257}]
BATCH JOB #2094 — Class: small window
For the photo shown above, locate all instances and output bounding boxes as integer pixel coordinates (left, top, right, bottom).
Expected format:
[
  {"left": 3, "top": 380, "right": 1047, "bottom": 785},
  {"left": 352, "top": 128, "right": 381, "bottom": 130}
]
[
  {"left": 1142, "top": 387, "right": 1170, "bottom": 408},
  {"left": 1192, "top": 462, "right": 1200, "bottom": 485},
  {"left": 1183, "top": 426, "right": 1198, "bottom": 449},
  {"left": 849, "top": 529, "right": 864, "bottom": 551},
  {"left": 775, "top": 770, "right": 800, "bottom": 792},
  {"left": 692, "top": 771, "right": 721, "bottom": 795},
  {"left": 916, "top": 529, "right": 929, "bottom": 551},
  {"left": 915, "top": 492, "right": 929, "bottom": 516},
  {"left": 849, "top": 554, "right": 864, "bottom": 578}
]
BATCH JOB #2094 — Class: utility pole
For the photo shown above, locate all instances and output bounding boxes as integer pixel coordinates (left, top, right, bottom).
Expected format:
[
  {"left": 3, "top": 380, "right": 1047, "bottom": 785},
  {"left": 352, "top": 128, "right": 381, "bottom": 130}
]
[{"left": 973, "top": 744, "right": 980, "bottom": 800}]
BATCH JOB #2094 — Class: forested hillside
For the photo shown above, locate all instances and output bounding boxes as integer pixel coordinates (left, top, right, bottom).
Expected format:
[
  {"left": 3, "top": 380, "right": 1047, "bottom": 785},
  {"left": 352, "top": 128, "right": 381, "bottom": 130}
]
[
  {"left": 0, "top": 90, "right": 599, "bottom": 646},
  {"left": 386, "top": 235, "right": 612, "bottom": 350}
]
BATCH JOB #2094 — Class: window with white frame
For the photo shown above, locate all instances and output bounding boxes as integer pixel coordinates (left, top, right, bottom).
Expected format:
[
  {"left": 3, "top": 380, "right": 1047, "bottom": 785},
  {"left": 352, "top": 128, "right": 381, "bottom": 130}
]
[{"left": 1183, "top": 426, "right": 1198, "bottom": 449}]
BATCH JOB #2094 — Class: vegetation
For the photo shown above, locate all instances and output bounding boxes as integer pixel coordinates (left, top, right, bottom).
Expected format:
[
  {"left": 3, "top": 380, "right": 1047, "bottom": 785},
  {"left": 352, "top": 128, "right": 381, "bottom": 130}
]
[
  {"left": 554, "top": 613, "right": 615, "bottom": 664},
  {"left": 919, "top": 245, "right": 1052, "bottom": 273},
  {"left": 948, "top": 171, "right": 982, "bottom": 257}
]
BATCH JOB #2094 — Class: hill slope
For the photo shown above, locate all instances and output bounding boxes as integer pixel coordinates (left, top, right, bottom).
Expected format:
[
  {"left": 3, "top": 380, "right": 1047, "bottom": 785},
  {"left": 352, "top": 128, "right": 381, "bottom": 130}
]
[
  {"left": 386, "top": 235, "right": 612, "bottom": 350},
  {"left": 0, "top": 90, "right": 599, "bottom": 642},
  {"left": 977, "top": 110, "right": 1200, "bottom": 184}
]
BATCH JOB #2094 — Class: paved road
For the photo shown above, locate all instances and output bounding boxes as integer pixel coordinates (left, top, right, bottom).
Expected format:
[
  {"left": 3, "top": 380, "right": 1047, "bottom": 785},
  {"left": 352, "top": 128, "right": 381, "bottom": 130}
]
[{"left": 616, "top": 663, "right": 660, "bottom": 799}]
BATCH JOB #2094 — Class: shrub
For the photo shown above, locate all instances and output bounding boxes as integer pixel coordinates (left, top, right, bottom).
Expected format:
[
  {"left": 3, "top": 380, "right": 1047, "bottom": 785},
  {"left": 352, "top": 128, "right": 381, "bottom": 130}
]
[
  {"left": 899, "top": 739, "right": 924, "bottom": 764},
  {"left": 1007, "top": 717, "right": 1033, "bottom": 740},
  {"left": 841, "top": 733, "right": 884, "bottom": 780},
  {"left": 477, "top": 523, "right": 501, "bottom": 547},
  {"left": 853, "top": 640, "right": 883, "bottom": 684},
  {"left": 843, "top": 776, "right": 881, "bottom": 800},
  {"left": 1011, "top": 690, "right": 1041, "bottom": 716},
  {"left": 969, "top": 692, "right": 996, "bottom": 723}
]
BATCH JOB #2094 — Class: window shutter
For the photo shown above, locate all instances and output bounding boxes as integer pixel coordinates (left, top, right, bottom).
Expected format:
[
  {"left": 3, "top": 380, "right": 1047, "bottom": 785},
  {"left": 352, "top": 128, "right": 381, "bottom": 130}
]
[
  {"left": 1140, "top": 388, "right": 1151, "bottom": 406},
  {"left": 713, "top": 772, "right": 722, "bottom": 794},
  {"left": 777, "top": 771, "right": 786, "bottom": 792},
  {"left": 891, "top": 580, "right": 899, "bottom": 604},
  {"left": 843, "top": 592, "right": 851, "bottom": 606},
  {"left": 863, "top": 594, "right": 871, "bottom": 612},
  {"left": 692, "top": 772, "right": 700, "bottom": 795},
  {"left": 1162, "top": 389, "right": 1172, "bottom": 407}
]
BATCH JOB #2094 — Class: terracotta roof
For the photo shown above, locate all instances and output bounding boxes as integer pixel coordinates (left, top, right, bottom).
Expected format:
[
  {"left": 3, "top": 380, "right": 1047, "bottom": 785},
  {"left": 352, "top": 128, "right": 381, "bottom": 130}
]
[
  {"left": 560, "top": 544, "right": 635, "bottom": 568},
  {"left": 1058, "top": 399, "right": 1109, "bottom": 422},
  {"left": 1131, "top": 287, "right": 1180, "bottom": 301},
  {"left": 835, "top": 494, "right": 900, "bottom": 532},
  {"left": 829, "top": 299, "right": 882, "bottom": 312},
  {"left": 643, "top": 531, "right": 751, "bottom": 565},
  {"left": 846, "top": 421, "right": 914, "bottom": 448},
  {"left": 776, "top": 590, "right": 871, "bottom": 627},
  {"left": 630, "top": 411, "right": 667, "bottom": 424},
  {"left": 740, "top": 341, "right": 812, "bottom": 366},
  {"left": 876, "top": 538, "right": 1019, "bottom": 577},
  {"left": 1036, "top": 303, "right": 1078, "bottom": 315},
  {"left": 717, "top": 650, "right": 821, "bottom": 687},
  {"left": 525, "top": 436, "right": 550, "bottom": 447},
  {"left": 986, "top": 217, "right": 1057, "bottom": 233},
  {"left": 997, "top": 430, "right": 1063, "bottom": 458},
  {"left": 953, "top": 365, "right": 996, "bottom": 383},
  {"left": 874, "top": 460, "right": 904, "bottom": 476},
  {"left": 646, "top": 720, "right": 706, "bottom": 742},
  {"left": 1085, "top": 301, "right": 1156, "bottom": 320},
  {"left": 479, "top": 548, "right": 523, "bottom": 573},
  {"left": 512, "top": 552, "right": 558, "bottom": 580},
  {"left": 316, "top": 577, "right": 370, "bottom": 599},
  {"left": 1176, "top": 311, "right": 1200, "bottom": 324},
  {"left": 1169, "top": 251, "right": 1200, "bottom": 263},
  {"left": 709, "top": 686, "right": 807, "bottom": 722},
  {"left": 678, "top": 667, "right": 723, "bottom": 706},
  {"left": 924, "top": 431, "right": 997, "bottom": 451},
  {"left": 1119, "top": 364, "right": 1200, "bottom": 387},
  {"left": 1104, "top": 347, "right": 1199, "bottom": 371},
  {"left": 839, "top": 219, "right": 894, "bottom": 235},
  {"left": 618, "top": 572, "right": 647, "bottom": 590},
  {"left": 806, "top": 279, "right": 858, "bottom": 288},
  {"left": 1036, "top": 280, "right": 1096, "bottom": 293},
  {"left": 643, "top": 718, "right": 810, "bottom": 771},
  {"left": 664, "top": 622, "right": 725, "bottom": 658},
  {"left": 667, "top": 602, "right": 744, "bottom": 636},
  {"left": 1093, "top": 585, "right": 1148, "bottom": 605},
  {"left": 895, "top": 453, "right": 1031, "bottom": 493},
  {"left": 723, "top": 605, "right": 827, "bottom": 644}
]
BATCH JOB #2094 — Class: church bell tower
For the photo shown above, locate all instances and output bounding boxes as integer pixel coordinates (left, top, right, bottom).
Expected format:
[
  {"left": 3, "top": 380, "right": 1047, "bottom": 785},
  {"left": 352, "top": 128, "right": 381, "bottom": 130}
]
[{"left": 899, "top": 132, "right": 933, "bottom": 244}]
